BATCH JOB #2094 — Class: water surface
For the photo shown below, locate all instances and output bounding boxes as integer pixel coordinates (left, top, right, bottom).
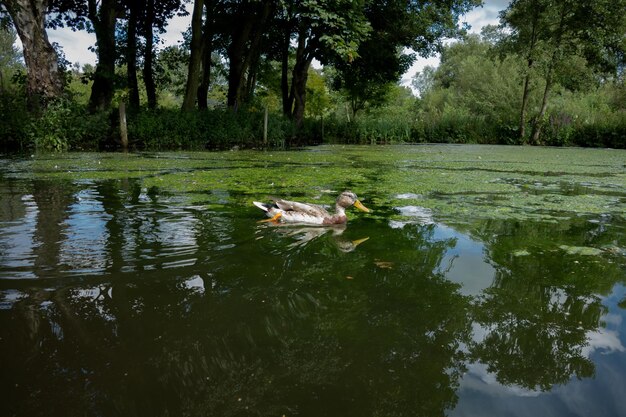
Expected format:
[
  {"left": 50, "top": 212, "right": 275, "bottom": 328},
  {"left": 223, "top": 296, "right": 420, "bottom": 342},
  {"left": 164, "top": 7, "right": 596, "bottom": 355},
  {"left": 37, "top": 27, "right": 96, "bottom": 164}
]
[{"left": 1, "top": 145, "right": 625, "bottom": 416}]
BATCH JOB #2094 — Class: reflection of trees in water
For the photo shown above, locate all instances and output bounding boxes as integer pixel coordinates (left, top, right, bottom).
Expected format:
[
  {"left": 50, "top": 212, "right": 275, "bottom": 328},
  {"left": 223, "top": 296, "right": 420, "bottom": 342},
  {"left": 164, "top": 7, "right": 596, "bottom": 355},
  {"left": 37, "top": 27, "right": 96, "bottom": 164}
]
[
  {"left": 465, "top": 218, "right": 625, "bottom": 391},
  {"left": 0, "top": 180, "right": 37, "bottom": 279},
  {"left": 0, "top": 181, "right": 27, "bottom": 222},
  {"left": 95, "top": 178, "right": 141, "bottom": 273},
  {"left": 1, "top": 215, "right": 472, "bottom": 417},
  {"left": 32, "top": 179, "right": 77, "bottom": 277},
  {"left": 4, "top": 181, "right": 626, "bottom": 416}
]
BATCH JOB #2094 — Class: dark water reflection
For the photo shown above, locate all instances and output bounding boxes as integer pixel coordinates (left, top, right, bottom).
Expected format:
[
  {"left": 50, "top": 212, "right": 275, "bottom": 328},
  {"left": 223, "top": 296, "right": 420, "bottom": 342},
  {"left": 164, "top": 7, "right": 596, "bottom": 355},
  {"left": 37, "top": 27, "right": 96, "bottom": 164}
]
[{"left": 1, "top": 177, "right": 625, "bottom": 417}]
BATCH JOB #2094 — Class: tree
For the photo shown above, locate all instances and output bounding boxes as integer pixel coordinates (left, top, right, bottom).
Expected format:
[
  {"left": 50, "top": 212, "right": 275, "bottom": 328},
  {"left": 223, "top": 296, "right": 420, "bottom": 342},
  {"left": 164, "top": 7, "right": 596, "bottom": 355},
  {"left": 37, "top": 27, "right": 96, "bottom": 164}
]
[
  {"left": 501, "top": 0, "right": 626, "bottom": 144},
  {"left": 278, "top": 0, "right": 371, "bottom": 126},
  {"left": 0, "top": 20, "right": 22, "bottom": 91},
  {"left": 125, "top": 0, "right": 140, "bottom": 108},
  {"left": 225, "top": 0, "right": 275, "bottom": 110},
  {"left": 48, "top": 0, "right": 184, "bottom": 111},
  {"left": 181, "top": 0, "right": 204, "bottom": 111},
  {"left": 304, "top": 68, "right": 331, "bottom": 119},
  {"left": 412, "top": 66, "right": 436, "bottom": 97},
  {"left": 197, "top": 0, "right": 218, "bottom": 110},
  {"left": 46, "top": 0, "right": 117, "bottom": 111},
  {"left": 142, "top": 0, "right": 157, "bottom": 108},
  {"left": 87, "top": 0, "right": 119, "bottom": 112},
  {"left": 332, "top": 0, "right": 481, "bottom": 117},
  {"left": 154, "top": 45, "right": 189, "bottom": 101},
  {"left": 417, "top": 34, "right": 528, "bottom": 142},
  {"left": 1, "top": 0, "right": 63, "bottom": 109},
  {"left": 48, "top": 0, "right": 122, "bottom": 111}
]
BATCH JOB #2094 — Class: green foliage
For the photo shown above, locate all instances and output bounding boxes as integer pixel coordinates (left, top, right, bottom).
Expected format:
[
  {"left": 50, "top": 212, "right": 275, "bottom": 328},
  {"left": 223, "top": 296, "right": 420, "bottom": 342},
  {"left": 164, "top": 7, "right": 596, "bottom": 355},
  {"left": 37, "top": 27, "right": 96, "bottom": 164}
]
[
  {"left": 0, "top": 23, "right": 22, "bottom": 87},
  {"left": 154, "top": 45, "right": 190, "bottom": 102},
  {"left": 331, "top": 0, "right": 481, "bottom": 116},
  {"left": 0, "top": 89, "right": 29, "bottom": 150},
  {"left": 127, "top": 108, "right": 302, "bottom": 150},
  {"left": 25, "top": 99, "right": 109, "bottom": 151},
  {"left": 499, "top": 0, "right": 626, "bottom": 142},
  {"left": 305, "top": 69, "right": 332, "bottom": 118},
  {"left": 2, "top": 0, "right": 623, "bottom": 150},
  {"left": 419, "top": 105, "right": 494, "bottom": 144},
  {"left": 299, "top": 0, "right": 372, "bottom": 63},
  {"left": 410, "top": 34, "right": 626, "bottom": 147}
]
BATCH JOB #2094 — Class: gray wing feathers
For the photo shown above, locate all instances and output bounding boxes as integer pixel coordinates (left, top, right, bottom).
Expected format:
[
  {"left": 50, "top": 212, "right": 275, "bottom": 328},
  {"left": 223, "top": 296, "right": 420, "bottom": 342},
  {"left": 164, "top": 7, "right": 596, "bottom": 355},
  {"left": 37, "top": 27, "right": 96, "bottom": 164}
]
[{"left": 274, "top": 199, "right": 329, "bottom": 217}]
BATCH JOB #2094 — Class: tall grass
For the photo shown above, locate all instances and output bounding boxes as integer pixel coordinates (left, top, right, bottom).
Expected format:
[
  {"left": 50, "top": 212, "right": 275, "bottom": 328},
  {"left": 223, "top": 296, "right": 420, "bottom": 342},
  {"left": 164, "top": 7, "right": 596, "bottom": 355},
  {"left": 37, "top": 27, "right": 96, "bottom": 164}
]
[{"left": 127, "top": 108, "right": 307, "bottom": 150}]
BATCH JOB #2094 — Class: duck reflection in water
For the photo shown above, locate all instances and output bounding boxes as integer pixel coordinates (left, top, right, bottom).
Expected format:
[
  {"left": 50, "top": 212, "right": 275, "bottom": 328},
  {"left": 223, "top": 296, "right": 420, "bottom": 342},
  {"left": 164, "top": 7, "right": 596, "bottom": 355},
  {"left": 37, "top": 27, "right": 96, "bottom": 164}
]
[{"left": 258, "top": 223, "right": 369, "bottom": 252}]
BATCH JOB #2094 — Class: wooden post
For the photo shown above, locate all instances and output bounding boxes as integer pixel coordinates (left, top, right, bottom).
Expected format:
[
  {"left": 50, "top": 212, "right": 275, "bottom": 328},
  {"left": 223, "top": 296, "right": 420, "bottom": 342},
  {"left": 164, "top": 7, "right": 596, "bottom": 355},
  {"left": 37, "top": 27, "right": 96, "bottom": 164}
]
[
  {"left": 263, "top": 105, "right": 268, "bottom": 145},
  {"left": 119, "top": 101, "right": 128, "bottom": 150}
]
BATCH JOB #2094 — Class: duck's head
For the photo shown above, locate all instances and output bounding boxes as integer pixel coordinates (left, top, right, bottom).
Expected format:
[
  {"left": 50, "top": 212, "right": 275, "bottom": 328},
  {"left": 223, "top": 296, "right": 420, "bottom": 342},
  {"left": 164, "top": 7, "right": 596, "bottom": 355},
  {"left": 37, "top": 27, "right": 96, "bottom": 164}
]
[{"left": 337, "top": 191, "right": 371, "bottom": 212}]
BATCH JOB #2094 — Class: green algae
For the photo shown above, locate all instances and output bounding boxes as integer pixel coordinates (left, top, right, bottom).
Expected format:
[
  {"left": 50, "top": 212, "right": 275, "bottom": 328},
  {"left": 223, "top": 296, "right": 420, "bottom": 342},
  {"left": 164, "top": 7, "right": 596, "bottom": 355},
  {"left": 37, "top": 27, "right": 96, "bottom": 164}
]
[{"left": 2, "top": 145, "right": 624, "bottom": 222}]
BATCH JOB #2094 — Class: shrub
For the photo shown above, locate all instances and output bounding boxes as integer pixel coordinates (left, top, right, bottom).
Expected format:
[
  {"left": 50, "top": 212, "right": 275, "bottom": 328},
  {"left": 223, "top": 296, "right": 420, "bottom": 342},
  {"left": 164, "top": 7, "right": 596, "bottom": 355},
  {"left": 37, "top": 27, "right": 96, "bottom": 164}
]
[
  {"left": 0, "top": 91, "right": 29, "bottom": 150},
  {"left": 25, "top": 99, "right": 110, "bottom": 151},
  {"left": 127, "top": 108, "right": 304, "bottom": 150},
  {"left": 569, "top": 112, "right": 626, "bottom": 148}
]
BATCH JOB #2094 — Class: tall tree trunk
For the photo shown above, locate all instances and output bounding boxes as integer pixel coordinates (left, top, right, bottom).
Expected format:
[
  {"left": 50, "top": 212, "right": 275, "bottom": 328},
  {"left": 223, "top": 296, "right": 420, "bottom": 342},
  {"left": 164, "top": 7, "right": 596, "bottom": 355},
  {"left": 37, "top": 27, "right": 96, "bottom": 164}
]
[
  {"left": 226, "top": 15, "right": 254, "bottom": 110},
  {"left": 290, "top": 57, "right": 313, "bottom": 127},
  {"left": 280, "top": 27, "right": 292, "bottom": 116},
  {"left": 197, "top": 0, "right": 214, "bottom": 110},
  {"left": 243, "top": 46, "right": 261, "bottom": 102},
  {"left": 530, "top": 63, "right": 554, "bottom": 145},
  {"left": 88, "top": 0, "right": 117, "bottom": 112},
  {"left": 530, "top": 2, "right": 567, "bottom": 145},
  {"left": 126, "top": 2, "right": 140, "bottom": 109},
  {"left": 143, "top": 0, "right": 157, "bottom": 109},
  {"left": 5, "top": 0, "right": 63, "bottom": 110},
  {"left": 289, "top": 29, "right": 315, "bottom": 127},
  {"left": 519, "top": 72, "right": 531, "bottom": 139},
  {"left": 181, "top": 0, "right": 204, "bottom": 111},
  {"left": 518, "top": 0, "right": 540, "bottom": 140},
  {"left": 226, "top": 1, "right": 273, "bottom": 109},
  {"left": 238, "top": 4, "right": 271, "bottom": 104}
]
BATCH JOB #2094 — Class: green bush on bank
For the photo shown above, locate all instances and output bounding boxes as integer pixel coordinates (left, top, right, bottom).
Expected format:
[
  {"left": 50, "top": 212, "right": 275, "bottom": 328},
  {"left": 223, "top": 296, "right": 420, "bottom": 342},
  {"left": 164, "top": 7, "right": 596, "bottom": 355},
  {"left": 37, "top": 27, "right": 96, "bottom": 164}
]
[
  {"left": 0, "top": 90, "right": 29, "bottom": 150},
  {"left": 322, "top": 109, "right": 518, "bottom": 145},
  {"left": 568, "top": 112, "right": 626, "bottom": 148},
  {"left": 320, "top": 107, "right": 624, "bottom": 148},
  {"left": 27, "top": 99, "right": 110, "bottom": 151},
  {"left": 127, "top": 108, "right": 307, "bottom": 149},
  {"left": 0, "top": 94, "right": 109, "bottom": 151},
  {"left": 1, "top": 99, "right": 623, "bottom": 151}
]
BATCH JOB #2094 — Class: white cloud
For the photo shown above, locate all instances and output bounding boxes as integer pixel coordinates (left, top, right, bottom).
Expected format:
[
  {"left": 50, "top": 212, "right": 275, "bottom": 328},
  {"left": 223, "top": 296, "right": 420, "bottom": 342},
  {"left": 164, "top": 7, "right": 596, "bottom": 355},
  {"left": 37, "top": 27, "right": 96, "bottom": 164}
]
[
  {"left": 159, "top": 7, "right": 192, "bottom": 48},
  {"left": 400, "top": 54, "right": 440, "bottom": 88},
  {"left": 48, "top": 28, "right": 96, "bottom": 66},
  {"left": 582, "top": 328, "right": 626, "bottom": 357}
]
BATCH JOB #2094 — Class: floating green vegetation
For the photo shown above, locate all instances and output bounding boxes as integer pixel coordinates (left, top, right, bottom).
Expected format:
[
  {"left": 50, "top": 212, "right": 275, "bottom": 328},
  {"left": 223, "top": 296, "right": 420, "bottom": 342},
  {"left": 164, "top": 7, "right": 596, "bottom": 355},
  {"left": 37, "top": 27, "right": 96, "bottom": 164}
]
[{"left": 2, "top": 145, "right": 624, "bottom": 222}]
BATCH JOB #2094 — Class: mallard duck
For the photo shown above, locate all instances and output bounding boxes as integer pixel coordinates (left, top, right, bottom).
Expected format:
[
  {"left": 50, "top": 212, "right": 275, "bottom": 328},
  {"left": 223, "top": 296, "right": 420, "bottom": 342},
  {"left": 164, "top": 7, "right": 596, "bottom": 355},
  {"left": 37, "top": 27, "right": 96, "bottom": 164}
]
[{"left": 253, "top": 191, "right": 371, "bottom": 225}]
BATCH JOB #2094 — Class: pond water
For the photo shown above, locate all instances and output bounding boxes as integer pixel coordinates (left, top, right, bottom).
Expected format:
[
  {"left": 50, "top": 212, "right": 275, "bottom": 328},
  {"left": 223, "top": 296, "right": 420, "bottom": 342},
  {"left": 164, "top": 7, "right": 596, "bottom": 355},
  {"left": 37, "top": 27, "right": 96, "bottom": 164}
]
[{"left": 1, "top": 145, "right": 625, "bottom": 417}]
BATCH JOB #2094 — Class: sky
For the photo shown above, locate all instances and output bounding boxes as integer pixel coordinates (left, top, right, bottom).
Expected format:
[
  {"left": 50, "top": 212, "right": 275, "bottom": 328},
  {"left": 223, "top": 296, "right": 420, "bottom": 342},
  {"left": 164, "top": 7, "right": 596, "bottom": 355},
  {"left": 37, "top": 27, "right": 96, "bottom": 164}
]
[{"left": 25, "top": 0, "right": 510, "bottom": 87}]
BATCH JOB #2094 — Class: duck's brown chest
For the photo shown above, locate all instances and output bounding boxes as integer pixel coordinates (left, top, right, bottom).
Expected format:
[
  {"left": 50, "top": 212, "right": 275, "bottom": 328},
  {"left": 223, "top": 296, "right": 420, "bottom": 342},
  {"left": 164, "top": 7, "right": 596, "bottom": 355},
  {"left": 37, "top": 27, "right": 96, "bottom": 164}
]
[{"left": 323, "top": 215, "right": 347, "bottom": 225}]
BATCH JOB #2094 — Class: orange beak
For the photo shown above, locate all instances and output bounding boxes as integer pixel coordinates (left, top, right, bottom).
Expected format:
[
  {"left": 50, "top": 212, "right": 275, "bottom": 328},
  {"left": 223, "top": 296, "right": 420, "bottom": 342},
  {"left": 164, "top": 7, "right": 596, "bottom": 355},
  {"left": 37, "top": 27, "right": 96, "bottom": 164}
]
[{"left": 354, "top": 200, "right": 371, "bottom": 213}]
